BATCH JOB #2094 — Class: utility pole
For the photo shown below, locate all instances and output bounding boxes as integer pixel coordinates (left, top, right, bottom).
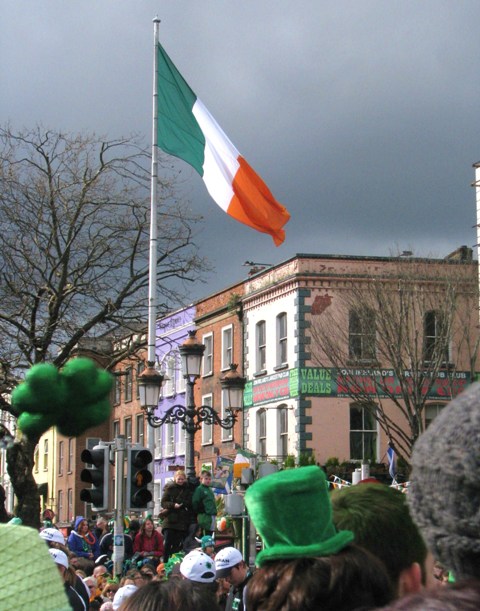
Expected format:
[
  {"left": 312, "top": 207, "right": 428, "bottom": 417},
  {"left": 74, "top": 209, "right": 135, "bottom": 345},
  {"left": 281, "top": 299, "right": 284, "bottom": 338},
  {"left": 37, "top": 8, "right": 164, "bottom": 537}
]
[{"left": 113, "top": 435, "right": 126, "bottom": 577}]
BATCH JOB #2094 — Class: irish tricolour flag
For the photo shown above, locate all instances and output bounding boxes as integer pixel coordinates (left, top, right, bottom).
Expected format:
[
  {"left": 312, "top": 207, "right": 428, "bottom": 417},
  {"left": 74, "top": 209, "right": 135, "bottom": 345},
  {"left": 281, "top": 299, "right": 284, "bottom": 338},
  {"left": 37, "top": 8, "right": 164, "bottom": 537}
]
[{"left": 156, "top": 44, "right": 290, "bottom": 246}]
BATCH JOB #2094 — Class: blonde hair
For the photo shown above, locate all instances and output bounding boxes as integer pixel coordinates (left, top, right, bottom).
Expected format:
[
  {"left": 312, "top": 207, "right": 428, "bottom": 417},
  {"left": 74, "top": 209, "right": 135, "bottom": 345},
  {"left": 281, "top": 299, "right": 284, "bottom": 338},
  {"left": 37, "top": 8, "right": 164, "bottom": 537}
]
[{"left": 174, "top": 470, "right": 186, "bottom": 481}]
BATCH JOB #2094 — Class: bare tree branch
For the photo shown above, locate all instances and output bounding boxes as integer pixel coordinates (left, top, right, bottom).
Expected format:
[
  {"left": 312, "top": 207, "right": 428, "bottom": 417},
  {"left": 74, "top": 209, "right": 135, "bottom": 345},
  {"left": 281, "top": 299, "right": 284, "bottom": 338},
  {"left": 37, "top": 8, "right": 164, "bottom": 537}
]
[
  {"left": 309, "top": 256, "right": 478, "bottom": 463},
  {"left": 0, "top": 125, "right": 210, "bottom": 525}
]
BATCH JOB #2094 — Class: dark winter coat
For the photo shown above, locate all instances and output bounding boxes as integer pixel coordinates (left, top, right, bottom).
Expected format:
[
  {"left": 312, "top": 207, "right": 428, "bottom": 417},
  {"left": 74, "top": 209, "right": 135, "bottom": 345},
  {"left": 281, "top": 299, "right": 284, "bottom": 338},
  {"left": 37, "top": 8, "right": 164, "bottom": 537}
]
[{"left": 160, "top": 481, "right": 195, "bottom": 532}]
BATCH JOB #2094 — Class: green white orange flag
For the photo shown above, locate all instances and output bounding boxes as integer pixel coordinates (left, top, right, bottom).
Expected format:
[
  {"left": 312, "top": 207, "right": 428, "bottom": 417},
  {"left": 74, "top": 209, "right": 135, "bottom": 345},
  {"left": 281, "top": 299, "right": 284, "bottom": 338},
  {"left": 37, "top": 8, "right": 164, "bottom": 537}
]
[{"left": 156, "top": 43, "right": 290, "bottom": 246}]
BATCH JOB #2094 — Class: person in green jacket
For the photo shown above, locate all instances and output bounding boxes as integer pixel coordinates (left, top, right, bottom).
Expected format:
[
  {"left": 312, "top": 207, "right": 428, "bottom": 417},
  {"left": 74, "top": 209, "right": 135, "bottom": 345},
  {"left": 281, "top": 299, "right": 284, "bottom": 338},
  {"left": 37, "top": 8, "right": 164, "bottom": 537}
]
[{"left": 192, "top": 470, "right": 217, "bottom": 535}]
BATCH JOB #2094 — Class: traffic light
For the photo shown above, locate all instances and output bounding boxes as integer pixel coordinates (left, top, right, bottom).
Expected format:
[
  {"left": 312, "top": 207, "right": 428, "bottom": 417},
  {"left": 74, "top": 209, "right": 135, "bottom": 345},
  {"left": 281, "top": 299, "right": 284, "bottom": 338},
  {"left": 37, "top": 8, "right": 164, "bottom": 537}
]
[
  {"left": 126, "top": 446, "right": 153, "bottom": 510},
  {"left": 79, "top": 444, "right": 109, "bottom": 511}
]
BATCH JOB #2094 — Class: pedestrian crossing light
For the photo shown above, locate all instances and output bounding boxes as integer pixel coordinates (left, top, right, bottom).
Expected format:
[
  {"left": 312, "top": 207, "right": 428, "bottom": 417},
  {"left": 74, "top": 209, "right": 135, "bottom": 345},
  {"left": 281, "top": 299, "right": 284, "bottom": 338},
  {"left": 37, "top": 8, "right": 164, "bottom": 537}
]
[
  {"left": 126, "top": 446, "right": 153, "bottom": 510},
  {"left": 79, "top": 444, "right": 109, "bottom": 511}
]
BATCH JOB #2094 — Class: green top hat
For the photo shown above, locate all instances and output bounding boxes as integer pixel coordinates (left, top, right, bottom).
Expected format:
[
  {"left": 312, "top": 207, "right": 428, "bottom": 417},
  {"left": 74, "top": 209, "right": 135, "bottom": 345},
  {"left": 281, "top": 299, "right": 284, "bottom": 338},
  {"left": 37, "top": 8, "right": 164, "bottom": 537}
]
[{"left": 245, "top": 465, "right": 354, "bottom": 567}]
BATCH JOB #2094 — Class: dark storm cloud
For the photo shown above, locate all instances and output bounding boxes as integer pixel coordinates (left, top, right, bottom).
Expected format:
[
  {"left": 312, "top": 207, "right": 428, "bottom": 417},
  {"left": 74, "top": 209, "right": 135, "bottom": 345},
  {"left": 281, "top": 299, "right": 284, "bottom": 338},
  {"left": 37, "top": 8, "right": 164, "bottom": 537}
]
[{"left": 2, "top": 1, "right": 480, "bottom": 296}]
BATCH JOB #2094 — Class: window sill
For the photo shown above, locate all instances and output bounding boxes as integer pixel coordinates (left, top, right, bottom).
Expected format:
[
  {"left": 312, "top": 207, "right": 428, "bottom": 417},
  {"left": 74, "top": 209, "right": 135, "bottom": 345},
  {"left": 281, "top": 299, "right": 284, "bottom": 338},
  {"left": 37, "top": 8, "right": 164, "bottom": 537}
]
[
  {"left": 274, "top": 363, "right": 288, "bottom": 372},
  {"left": 424, "top": 361, "right": 455, "bottom": 369},
  {"left": 345, "top": 360, "right": 380, "bottom": 367},
  {"left": 253, "top": 370, "right": 267, "bottom": 378}
]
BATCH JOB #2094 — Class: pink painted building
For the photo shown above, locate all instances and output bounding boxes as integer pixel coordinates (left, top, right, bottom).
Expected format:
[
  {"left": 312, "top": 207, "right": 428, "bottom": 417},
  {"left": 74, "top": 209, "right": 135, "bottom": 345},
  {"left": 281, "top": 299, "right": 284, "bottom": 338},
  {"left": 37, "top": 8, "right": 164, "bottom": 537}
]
[{"left": 241, "top": 250, "right": 478, "bottom": 470}]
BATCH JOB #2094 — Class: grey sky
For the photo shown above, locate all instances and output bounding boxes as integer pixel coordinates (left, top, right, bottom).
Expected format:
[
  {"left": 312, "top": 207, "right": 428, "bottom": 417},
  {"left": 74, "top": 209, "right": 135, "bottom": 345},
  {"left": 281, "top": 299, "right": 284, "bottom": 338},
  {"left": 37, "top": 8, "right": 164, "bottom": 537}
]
[{"left": 2, "top": 1, "right": 480, "bottom": 298}]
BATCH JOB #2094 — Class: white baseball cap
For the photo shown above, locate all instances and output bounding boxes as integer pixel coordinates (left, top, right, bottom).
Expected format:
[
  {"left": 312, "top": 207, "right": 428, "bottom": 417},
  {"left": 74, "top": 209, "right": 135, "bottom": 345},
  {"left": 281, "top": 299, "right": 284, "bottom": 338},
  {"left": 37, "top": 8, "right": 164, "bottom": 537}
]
[
  {"left": 180, "top": 550, "right": 216, "bottom": 583},
  {"left": 49, "top": 548, "right": 69, "bottom": 570},
  {"left": 215, "top": 547, "right": 243, "bottom": 578},
  {"left": 112, "top": 585, "right": 138, "bottom": 610},
  {"left": 39, "top": 527, "right": 66, "bottom": 546}
]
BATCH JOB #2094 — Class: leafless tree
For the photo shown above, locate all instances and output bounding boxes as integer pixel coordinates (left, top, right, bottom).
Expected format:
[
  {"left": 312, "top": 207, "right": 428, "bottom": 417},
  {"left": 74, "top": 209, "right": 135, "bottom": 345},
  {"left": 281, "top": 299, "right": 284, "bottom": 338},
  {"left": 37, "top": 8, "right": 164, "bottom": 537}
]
[
  {"left": 0, "top": 125, "right": 209, "bottom": 524},
  {"left": 309, "top": 255, "right": 478, "bottom": 464}
]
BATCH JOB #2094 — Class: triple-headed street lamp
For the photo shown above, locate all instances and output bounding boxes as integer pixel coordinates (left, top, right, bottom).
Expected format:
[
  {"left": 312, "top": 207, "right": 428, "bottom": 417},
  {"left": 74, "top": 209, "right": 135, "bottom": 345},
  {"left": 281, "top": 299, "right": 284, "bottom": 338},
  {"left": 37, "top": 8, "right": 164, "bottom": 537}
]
[{"left": 137, "top": 330, "right": 246, "bottom": 481}]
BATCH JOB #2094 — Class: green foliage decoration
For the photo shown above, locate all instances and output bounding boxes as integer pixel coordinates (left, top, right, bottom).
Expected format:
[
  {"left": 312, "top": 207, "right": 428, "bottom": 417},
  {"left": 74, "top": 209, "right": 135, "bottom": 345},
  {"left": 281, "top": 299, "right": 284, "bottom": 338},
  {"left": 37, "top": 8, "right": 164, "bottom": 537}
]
[{"left": 12, "top": 357, "right": 113, "bottom": 438}]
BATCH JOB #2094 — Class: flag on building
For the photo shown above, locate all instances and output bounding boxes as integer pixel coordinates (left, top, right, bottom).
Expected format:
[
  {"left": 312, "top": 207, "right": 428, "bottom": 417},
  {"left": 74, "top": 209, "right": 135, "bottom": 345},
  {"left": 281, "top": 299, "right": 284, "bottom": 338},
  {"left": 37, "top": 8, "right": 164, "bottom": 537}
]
[
  {"left": 387, "top": 444, "right": 397, "bottom": 480},
  {"left": 156, "top": 43, "right": 290, "bottom": 246}
]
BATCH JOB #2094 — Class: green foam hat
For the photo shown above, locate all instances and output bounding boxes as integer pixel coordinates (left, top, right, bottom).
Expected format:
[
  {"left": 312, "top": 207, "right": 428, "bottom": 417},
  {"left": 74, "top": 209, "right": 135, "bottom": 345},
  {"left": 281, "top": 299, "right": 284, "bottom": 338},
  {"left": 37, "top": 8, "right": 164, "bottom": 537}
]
[{"left": 245, "top": 465, "right": 354, "bottom": 567}]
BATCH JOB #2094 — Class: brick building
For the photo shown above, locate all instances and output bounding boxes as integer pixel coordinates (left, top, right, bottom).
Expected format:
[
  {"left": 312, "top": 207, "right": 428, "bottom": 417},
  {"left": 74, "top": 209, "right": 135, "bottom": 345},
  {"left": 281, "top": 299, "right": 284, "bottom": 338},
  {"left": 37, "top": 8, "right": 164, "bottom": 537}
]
[{"left": 193, "top": 281, "right": 245, "bottom": 474}]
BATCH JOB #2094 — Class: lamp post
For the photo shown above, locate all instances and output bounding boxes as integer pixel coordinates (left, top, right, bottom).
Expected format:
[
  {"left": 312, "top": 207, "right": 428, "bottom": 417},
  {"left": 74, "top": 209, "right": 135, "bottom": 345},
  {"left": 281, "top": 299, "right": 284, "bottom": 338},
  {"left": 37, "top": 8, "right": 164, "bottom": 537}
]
[{"left": 138, "top": 330, "right": 246, "bottom": 481}]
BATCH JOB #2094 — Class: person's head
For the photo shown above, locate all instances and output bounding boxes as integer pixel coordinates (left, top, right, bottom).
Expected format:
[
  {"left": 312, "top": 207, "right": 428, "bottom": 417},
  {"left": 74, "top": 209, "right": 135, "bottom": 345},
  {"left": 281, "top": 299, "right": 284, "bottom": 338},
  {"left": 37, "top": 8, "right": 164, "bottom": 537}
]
[
  {"left": 140, "top": 517, "right": 155, "bottom": 537},
  {"left": 379, "top": 579, "right": 480, "bottom": 611},
  {"left": 93, "top": 564, "right": 110, "bottom": 589},
  {"left": 199, "top": 470, "right": 212, "bottom": 486},
  {"left": 124, "top": 569, "right": 146, "bottom": 588},
  {"left": 174, "top": 470, "right": 186, "bottom": 485},
  {"left": 215, "top": 547, "right": 247, "bottom": 586},
  {"left": 102, "top": 581, "right": 119, "bottom": 601},
  {"left": 74, "top": 516, "right": 89, "bottom": 534},
  {"left": 96, "top": 516, "right": 107, "bottom": 531},
  {"left": 83, "top": 575, "right": 98, "bottom": 597},
  {"left": 69, "top": 554, "right": 91, "bottom": 574},
  {"left": 112, "top": 584, "right": 138, "bottom": 610},
  {"left": 140, "top": 565, "right": 156, "bottom": 581},
  {"left": 49, "top": 548, "right": 69, "bottom": 580},
  {"left": 331, "top": 482, "right": 430, "bottom": 595},
  {"left": 120, "top": 579, "right": 221, "bottom": 611},
  {"left": 39, "top": 526, "right": 66, "bottom": 548},
  {"left": 247, "top": 544, "right": 394, "bottom": 611},
  {"left": 0, "top": 524, "right": 71, "bottom": 609},
  {"left": 408, "top": 382, "right": 480, "bottom": 582},
  {"left": 129, "top": 519, "right": 141, "bottom": 537},
  {"left": 42, "top": 508, "right": 55, "bottom": 522},
  {"left": 200, "top": 535, "right": 215, "bottom": 556},
  {"left": 180, "top": 550, "right": 217, "bottom": 583}
]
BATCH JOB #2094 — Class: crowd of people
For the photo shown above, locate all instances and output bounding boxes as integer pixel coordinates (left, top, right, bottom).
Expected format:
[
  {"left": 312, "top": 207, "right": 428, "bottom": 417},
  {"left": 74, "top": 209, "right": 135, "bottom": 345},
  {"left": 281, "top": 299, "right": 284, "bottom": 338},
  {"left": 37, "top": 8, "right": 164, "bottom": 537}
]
[{"left": 1, "top": 381, "right": 480, "bottom": 609}]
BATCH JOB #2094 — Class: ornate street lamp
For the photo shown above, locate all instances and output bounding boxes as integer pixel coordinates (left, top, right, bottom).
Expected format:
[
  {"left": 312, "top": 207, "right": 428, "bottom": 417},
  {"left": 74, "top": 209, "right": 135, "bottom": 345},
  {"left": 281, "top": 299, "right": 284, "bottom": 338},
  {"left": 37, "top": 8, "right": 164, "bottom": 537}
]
[
  {"left": 137, "top": 365, "right": 165, "bottom": 412},
  {"left": 139, "top": 330, "right": 246, "bottom": 481}
]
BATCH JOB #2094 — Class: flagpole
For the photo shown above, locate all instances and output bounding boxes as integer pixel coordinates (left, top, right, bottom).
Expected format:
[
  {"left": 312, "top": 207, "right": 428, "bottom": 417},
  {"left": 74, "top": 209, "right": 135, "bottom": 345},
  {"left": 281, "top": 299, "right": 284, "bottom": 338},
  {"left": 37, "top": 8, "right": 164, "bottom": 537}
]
[
  {"left": 147, "top": 17, "right": 160, "bottom": 368},
  {"left": 145, "top": 17, "right": 160, "bottom": 514}
]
